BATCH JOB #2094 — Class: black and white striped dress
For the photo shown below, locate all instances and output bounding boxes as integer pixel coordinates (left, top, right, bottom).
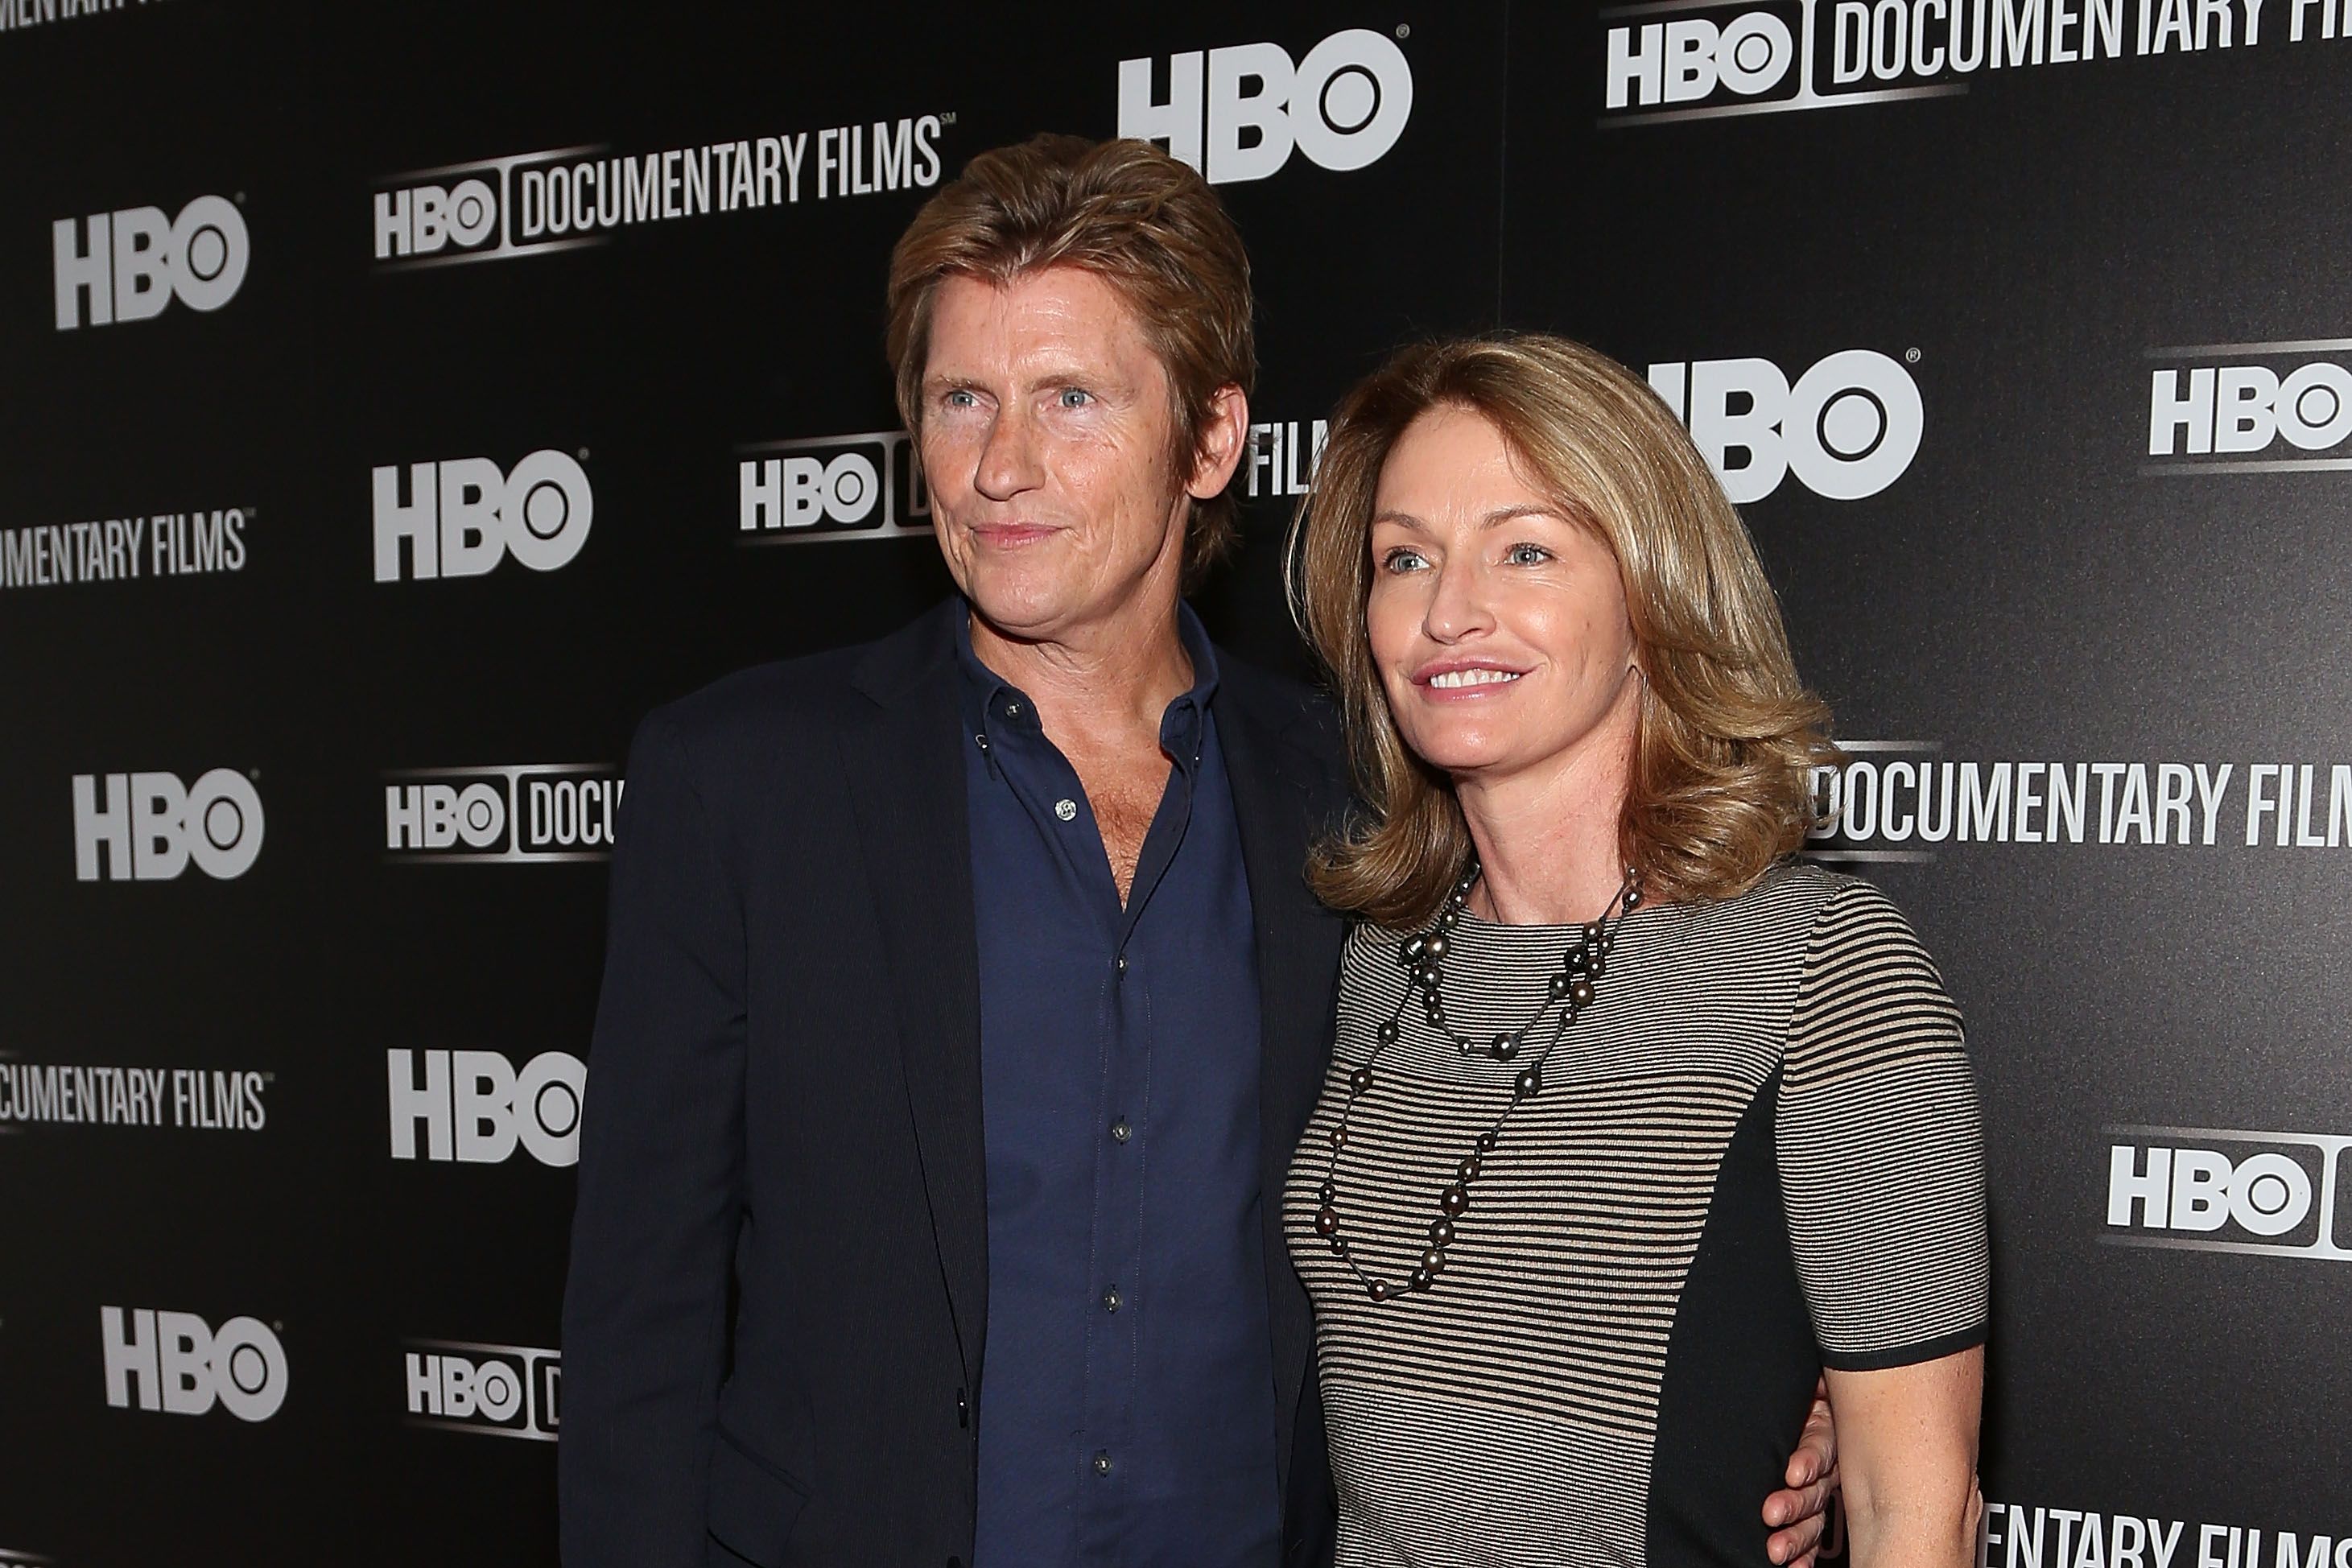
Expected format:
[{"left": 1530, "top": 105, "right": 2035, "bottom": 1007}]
[{"left": 1284, "top": 864, "right": 1988, "bottom": 1567}]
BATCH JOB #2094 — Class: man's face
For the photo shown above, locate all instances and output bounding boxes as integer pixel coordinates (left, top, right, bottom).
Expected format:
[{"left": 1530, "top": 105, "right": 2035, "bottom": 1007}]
[{"left": 918, "top": 266, "right": 1198, "bottom": 644}]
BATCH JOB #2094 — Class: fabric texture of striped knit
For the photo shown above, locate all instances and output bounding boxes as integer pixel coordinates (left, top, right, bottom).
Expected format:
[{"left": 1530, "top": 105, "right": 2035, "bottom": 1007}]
[{"left": 1285, "top": 863, "right": 1988, "bottom": 1568}]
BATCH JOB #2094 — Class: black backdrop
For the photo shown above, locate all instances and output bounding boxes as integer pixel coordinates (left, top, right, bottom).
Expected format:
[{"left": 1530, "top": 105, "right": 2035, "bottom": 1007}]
[{"left": 4, "top": 2, "right": 2350, "bottom": 1563}]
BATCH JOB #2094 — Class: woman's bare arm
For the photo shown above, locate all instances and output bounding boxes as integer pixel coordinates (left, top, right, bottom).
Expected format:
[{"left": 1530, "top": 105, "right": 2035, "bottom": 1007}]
[{"left": 1824, "top": 1347, "right": 1985, "bottom": 1568}]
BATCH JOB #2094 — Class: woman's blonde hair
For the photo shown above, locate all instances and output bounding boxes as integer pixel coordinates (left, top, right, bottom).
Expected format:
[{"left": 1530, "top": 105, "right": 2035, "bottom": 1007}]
[{"left": 1286, "top": 333, "right": 1834, "bottom": 928}]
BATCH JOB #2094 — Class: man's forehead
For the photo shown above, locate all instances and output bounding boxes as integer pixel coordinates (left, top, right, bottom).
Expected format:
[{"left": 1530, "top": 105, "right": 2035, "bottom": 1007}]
[{"left": 924, "top": 266, "right": 1154, "bottom": 376}]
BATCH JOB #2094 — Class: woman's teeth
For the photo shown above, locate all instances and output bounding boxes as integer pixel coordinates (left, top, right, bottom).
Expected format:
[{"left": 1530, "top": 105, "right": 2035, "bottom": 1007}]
[{"left": 1426, "top": 669, "right": 1521, "bottom": 689}]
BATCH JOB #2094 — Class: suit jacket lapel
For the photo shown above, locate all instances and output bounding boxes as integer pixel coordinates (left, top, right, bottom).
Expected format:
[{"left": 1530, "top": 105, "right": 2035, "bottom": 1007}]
[
  {"left": 1216, "top": 676, "right": 1346, "bottom": 1496},
  {"left": 841, "top": 603, "right": 989, "bottom": 1386}
]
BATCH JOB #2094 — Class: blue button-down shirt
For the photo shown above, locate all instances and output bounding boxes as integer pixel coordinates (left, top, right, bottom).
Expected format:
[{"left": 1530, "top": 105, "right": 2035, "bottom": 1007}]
[{"left": 957, "top": 606, "right": 1281, "bottom": 1568}]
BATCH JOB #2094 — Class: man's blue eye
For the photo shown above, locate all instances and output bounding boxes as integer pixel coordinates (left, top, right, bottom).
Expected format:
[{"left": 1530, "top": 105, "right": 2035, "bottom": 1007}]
[{"left": 1060, "top": 389, "right": 1091, "bottom": 407}]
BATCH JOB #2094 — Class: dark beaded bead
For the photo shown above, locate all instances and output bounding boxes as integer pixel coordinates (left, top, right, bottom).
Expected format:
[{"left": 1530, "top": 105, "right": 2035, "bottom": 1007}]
[
  {"left": 1587, "top": 955, "right": 1606, "bottom": 980},
  {"left": 1401, "top": 935, "right": 1427, "bottom": 963},
  {"left": 1548, "top": 973, "right": 1570, "bottom": 998},
  {"left": 1423, "top": 932, "right": 1449, "bottom": 959},
  {"left": 1376, "top": 1020, "right": 1400, "bottom": 1046},
  {"left": 1328, "top": 1126, "right": 1348, "bottom": 1149},
  {"left": 1570, "top": 976, "right": 1596, "bottom": 1007},
  {"left": 1457, "top": 1156, "right": 1482, "bottom": 1182},
  {"left": 1513, "top": 1067, "right": 1542, "bottom": 1100},
  {"left": 1583, "top": 922, "right": 1605, "bottom": 946},
  {"left": 1318, "top": 1180, "right": 1336, "bottom": 1204},
  {"left": 1437, "top": 908, "right": 1460, "bottom": 931},
  {"left": 1439, "top": 1184, "right": 1470, "bottom": 1216},
  {"left": 1368, "top": 1279, "right": 1394, "bottom": 1302},
  {"left": 1330, "top": 1236, "right": 1349, "bottom": 1256},
  {"left": 1489, "top": 1033, "right": 1519, "bottom": 1060},
  {"left": 1475, "top": 1131, "right": 1499, "bottom": 1153},
  {"left": 1429, "top": 1218, "right": 1456, "bottom": 1244},
  {"left": 1413, "top": 964, "right": 1442, "bottom": 989},
  {"left": 1348, "top": 1066, "right": 1373, "bottom": 1094},
  {"left": 1420, "top": 1246, "right": 1446, "bottom": 1273},
  {"left": 1314, "top": 1205, "right": 1339, "bottom": 1236},
  {"left": 1408, "top": 1267, "right": 1433, "bottom": 1291}
]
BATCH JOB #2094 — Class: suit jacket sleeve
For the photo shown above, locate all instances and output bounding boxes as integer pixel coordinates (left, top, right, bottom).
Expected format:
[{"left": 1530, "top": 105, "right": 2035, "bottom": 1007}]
[{"left": 560, "top": 707, "right": 749, "bottom": 1565}]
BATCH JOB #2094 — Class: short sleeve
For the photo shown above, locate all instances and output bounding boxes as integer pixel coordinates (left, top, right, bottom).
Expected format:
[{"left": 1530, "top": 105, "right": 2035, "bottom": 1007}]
[{"left": 1776, "top": 880, "right": 1988, "bottom": 1371}]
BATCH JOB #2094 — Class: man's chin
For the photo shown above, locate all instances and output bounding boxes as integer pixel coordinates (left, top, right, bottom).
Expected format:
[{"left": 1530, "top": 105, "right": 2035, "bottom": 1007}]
[{"left": 963, "top": 576, "right": 1082, "bottom": 643}]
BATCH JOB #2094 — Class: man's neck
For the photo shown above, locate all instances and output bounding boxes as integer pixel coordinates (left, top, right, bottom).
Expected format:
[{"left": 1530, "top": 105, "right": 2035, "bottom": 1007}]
[{"left": 968, "top": 599, "right": 1195, "bottom": 747}]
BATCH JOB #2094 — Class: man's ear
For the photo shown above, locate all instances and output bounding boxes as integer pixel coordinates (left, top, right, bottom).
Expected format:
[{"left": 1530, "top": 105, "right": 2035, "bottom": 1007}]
[{"left": 1186, "top": 384, "right": 1251, "bottom": 500}]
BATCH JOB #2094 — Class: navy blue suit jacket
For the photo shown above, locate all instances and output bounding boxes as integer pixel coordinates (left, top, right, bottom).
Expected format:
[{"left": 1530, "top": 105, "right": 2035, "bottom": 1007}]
[{"left": 559, "top": 600, "right": 1349, "bottom": 1567}]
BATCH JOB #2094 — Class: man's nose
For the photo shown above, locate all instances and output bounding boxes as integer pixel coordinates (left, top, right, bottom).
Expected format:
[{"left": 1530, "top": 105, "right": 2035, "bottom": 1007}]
[{"left": 974, "top": 405, "right": 1042, "bottom": 501}]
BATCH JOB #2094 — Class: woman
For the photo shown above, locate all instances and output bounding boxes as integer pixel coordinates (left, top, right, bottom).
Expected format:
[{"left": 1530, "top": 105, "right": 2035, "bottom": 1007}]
[{"left": 1283, "top": 335, "right": 1987, "bottom": 1568}]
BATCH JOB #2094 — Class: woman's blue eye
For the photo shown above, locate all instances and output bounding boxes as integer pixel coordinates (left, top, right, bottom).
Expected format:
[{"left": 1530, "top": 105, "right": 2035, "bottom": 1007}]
[
  {"left": 1507, "top": 543, "right": 1552, "bottom": 566},
  {"left": 945, "top": 390, "right": 976, "bottom": 408},
  {"left": 1382, "top": 549, "right": 1429, "bottom": 573}
]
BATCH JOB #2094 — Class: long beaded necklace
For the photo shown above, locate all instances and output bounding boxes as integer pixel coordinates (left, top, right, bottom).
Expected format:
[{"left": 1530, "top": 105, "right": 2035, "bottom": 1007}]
[{"left": 1311, "top": 864, "right": 1643, "bottom": 1303}]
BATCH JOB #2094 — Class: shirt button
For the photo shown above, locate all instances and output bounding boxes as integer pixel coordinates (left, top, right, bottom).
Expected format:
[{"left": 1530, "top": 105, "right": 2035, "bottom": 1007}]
[
  {"left": 1115, "top": 953, "right": 1128, "bottom": 974},
  {"left": 1102, "top": 1286, "right": 1121, "bottom": 1313},
  {"left": 1092, "top": 1450, "right": 1113, "bottom": 1476},
  {"left": 1004, "top": 700, "right": 1023, "bottom": 718},
  {"left": 1054, "top": 798, "right": 1078, "bottom": 822},
  {"left": 1111, "top": 1118, "right": 1132, "bottom": 1143}
]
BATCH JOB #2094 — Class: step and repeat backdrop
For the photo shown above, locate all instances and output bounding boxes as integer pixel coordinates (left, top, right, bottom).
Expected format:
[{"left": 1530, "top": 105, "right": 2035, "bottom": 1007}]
[{"left": 2, "top": 0, "right": 2348, "bottom": 1562}]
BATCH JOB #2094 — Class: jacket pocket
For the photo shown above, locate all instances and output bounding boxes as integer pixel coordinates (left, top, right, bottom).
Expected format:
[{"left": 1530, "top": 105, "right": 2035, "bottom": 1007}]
[{"left": 704, "top": 1427, "right": 809, "bottom": 1568}]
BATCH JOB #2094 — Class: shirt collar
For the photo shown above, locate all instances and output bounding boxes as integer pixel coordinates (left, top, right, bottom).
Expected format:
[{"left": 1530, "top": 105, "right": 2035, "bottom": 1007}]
[{"left": 953, "top": 601, "right": 1222, "bottom": 763}]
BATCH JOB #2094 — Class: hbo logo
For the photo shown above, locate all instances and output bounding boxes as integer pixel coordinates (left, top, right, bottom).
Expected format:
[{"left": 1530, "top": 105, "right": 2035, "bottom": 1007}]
[
  {"left": 1607, "top": 13, "right": 1796, "bottom": 108},
  {"left": 1648, "top": 349, "right": 1924, "bottom": 503},
  {"left": 102, "top": 1306, "right": 287, "bottom": 1422},
  {"left": 1119, "top": 28, "right": 1414, "bottom": 184},
  {"left": 2108, "top": 1144, "right": 2314, "bottom": 1236},
  {"left": 2148, "top": 362, "right": 2352, "bottom": 456},
  {"left": 385, "top": 782, "right": 506, "bottom": 851},
  {"left": 53, "top": 195, "right": 250, "bottom": 331},
  {"left": 73, "top": 770, "right": 265, "bottom": 882},
  {"left": 741, "top": 451, "right": 881, "bottom": 530},
  {"left": 389, "top": 1048, "right": 586, "bottom": 1167},
  {"left": 373, "top": 177, "right": 497, "bottom": 259},
  {"left": 372, "top": 450, "right": 593, "bottom": 581},
  {"left": 404, "top": 1343, "right": 560, "bottom": 1440}
]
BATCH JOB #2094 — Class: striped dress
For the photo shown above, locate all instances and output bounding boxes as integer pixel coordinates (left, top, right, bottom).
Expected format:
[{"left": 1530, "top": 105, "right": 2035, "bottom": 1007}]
[{"left": 1284, "top": 864, "right": 1988, "bottom": 1567}]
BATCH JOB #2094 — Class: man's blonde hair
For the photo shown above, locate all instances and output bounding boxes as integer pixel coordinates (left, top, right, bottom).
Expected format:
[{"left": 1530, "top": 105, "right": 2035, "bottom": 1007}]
[{"left": 886, "top": 134, "right": 1256, "bottom": 587}]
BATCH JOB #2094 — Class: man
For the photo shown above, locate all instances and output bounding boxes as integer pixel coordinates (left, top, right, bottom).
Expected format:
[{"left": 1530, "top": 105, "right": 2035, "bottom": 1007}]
[{"left": 559, "top": 134, "right": 1840, "bottom": 1568}]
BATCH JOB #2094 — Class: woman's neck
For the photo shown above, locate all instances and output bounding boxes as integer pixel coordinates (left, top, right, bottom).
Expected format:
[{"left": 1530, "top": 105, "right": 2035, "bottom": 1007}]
[{"left": 1455, "top": 704, "right": 1639, "bottom": 927}]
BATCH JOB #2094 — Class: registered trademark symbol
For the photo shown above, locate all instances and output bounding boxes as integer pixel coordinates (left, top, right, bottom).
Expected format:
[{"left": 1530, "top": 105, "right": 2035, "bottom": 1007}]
[
  {"left": 1905, "top": 347, "right": 1921, "bottom": 363},
  {"left": 576, "top": 448, "right": 590, "bottom": 460},
  {"left": 248, "top": 769, "right": 262, "bottom": 782},
  {"left": 1396, "top": 23, "right": 1410, "bottom": 37},
  {"left": 233, "top": 193, "right": 246, "bottom": 204}
]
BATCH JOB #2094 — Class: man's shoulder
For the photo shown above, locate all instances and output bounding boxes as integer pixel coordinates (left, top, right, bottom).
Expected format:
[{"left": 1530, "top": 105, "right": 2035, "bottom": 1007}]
[
  {"left": 634, "top": 602, "right": 954, "bottom": 773},
  {"left": 1209, "top": 642, "right": 1345, "bottom": 775}
]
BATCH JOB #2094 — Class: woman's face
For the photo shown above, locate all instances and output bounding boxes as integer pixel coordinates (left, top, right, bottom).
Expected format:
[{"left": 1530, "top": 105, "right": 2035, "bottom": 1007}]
[{"left": 1365, "top": 405, "right": 1641, "bottom": 790}]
